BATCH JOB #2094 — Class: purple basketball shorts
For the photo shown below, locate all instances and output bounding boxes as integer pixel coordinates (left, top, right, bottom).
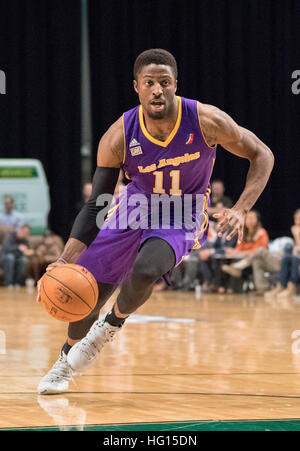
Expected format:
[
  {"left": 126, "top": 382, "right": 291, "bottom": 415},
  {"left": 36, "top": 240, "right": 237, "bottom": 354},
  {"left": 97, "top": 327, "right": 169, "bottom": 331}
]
[{"left": 77, "top": 184, "right": 209, "bottom": 285}]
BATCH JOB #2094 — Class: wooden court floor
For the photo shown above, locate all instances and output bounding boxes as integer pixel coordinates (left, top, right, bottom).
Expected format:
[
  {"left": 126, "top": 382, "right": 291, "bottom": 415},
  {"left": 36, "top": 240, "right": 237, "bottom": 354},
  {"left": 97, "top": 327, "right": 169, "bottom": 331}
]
[{"left": 1, "top": 286, "right": 300, "bottom": 430}]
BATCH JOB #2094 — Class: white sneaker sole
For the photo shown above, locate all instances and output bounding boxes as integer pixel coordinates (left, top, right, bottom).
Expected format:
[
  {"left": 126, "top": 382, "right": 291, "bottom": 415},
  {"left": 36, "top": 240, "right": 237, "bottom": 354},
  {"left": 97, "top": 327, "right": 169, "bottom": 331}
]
[{"left": 38, "top": 384, "right": 69, "bottom": 395}]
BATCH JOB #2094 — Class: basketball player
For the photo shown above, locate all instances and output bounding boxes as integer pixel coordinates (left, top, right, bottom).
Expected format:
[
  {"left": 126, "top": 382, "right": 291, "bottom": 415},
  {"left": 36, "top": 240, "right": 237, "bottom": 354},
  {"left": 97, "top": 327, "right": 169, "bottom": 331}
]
[{"left": 37, "top": 49, "right": 274, "bottom": 394}]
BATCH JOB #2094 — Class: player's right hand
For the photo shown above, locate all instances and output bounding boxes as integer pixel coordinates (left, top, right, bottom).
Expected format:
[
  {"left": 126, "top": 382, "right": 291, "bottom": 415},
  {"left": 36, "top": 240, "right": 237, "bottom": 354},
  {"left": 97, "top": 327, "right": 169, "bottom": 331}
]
[
  {"left": 46, "top": 259, "right": 66, "bottom": 272},
  {"left": 36, "top": 259, "right": 67, "bottom": 303}
]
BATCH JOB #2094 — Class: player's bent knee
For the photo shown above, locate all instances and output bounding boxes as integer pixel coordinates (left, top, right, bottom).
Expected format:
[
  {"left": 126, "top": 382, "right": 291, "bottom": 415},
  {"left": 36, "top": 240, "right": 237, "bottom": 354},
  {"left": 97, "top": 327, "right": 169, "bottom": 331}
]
[{"left": 131, "top": 262, "right": 164, "bottom": 285}]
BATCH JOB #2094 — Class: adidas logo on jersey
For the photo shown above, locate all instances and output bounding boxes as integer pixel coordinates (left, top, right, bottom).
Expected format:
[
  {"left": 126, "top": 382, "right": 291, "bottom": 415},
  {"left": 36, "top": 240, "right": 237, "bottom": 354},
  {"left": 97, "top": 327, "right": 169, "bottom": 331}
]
[{"left": 129, "top": 138, "right": 140, "bottom": 147}]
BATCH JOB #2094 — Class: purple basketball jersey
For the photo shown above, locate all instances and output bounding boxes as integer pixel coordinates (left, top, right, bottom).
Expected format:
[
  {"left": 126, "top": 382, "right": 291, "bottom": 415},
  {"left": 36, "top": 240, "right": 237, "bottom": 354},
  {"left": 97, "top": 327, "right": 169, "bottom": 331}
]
[{"left": 121, "top": 96, "right": 216, "bottom": 198}]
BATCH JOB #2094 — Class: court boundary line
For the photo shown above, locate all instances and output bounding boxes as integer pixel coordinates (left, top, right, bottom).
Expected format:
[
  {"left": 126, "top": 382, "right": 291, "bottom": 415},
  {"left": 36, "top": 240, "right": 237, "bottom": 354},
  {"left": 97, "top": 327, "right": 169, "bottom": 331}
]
[
  {"left": 2, "top": 391, "right": 300, "bottom": 399},
  {"left": 2, "top": 418, "right": 300, "bottom": 431},
  {"left": 2, "top": 372, "right": 300, "bottom": 377}
]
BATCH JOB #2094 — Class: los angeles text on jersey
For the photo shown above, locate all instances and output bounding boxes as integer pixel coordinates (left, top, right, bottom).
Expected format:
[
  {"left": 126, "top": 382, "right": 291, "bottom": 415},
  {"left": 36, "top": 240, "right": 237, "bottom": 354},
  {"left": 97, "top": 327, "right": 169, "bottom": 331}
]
[{"left": 137, "top": 151, "right": 200, "bottom": 173}]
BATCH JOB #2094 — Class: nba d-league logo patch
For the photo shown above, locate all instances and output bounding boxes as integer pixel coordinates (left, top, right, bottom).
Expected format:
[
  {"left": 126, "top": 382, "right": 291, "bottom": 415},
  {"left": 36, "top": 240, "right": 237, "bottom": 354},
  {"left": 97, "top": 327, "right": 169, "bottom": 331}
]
[
  {"left": 186, "top": 133, "right": 194, "bottom": 144},
  {"left": 129, "top": 138, "right": 143, "bottom": 156}
]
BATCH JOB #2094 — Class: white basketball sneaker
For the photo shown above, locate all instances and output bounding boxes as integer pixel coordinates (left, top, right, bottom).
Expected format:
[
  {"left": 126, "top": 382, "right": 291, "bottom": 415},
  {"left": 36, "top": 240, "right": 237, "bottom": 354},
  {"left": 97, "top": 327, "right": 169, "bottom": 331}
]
[
  {"left": 38, "top": 352, "right": 76, "bottom": 395},
  {"left": 67, "top": 315, "right": 122, "bottom": 372}
]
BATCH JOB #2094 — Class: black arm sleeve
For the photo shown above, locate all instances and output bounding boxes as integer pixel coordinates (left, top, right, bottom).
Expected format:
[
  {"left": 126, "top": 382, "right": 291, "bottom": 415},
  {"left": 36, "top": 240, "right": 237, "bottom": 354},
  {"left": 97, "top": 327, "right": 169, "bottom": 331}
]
[{"left": 70, "top": 166, "right": 120, "bottom": 246}]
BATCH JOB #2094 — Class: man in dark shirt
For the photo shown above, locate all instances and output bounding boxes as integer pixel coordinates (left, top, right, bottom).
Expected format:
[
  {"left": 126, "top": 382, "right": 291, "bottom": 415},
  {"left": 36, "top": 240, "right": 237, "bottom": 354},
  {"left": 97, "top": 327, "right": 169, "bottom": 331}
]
[
  {"left": 0, "top": 224, "right": 33, "bottom": 287},
  {"left": 208, "top": 179, "right": 233, "bottom": 221}
]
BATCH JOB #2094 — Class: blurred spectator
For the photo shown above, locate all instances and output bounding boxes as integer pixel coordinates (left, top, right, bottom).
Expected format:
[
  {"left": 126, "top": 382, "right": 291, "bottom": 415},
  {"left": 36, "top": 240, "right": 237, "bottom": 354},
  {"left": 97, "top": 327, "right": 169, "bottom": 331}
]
[
  {"left": 171, "top": 250, "right": 201, "bottom": 291},
  {"left": 265, "top": 209, "right": 300, "bottom": 299},
  {"left": 275, "top": 247, "right": 299, "bottom": 298},
  {"left": 0, "top": 195, "right": 24, "bottom": 235},
  {"left": 248, "top": 238, "right": 293, "bottom": 294},
  {"left": 75, "top": 182, "right": 93, "bottom": 215},
  {"left": 28, "top": 233, "right": 64, "bottom": 283},
  {"left": 0, "top": 224, "right": 33, "bottom": 287},
  {"left": 291, "top": 208, "right": 300, "bottom": 252},
  {"left": 209, "top": 231, "right": 238, "bottom": 293},
  {"left": 82, "top": 183, "right": 92, "bottom": 203},
  {"left": 208, "top": 180, "right": 233, "bottom": 221},
  {"left": 76, "top": 172, "right": 125, "bottom": 217},
  {"left": 221, "top": 210, "right": 269, "bottom": 292},
  {"left": 171, "top": 222, "right": 237, "bottom": 293},
  {"left": 170, "top": 225, "right": 217, "bottom": 291}
]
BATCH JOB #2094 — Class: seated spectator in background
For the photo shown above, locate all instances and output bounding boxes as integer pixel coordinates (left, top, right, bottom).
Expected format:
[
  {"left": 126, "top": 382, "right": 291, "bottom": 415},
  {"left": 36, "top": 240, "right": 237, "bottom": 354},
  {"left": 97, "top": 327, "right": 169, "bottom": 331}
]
[
  {"left": 0, "top": 195, "right": 24, "bottom": 236},
  {"left": 265, "top": 209, "right": 300, "bottom": 299},
  {"left": 221, "top": 210, "right": 269, "bottom": 292},
  {"left": 75, "top": 175, "right": 126, "bottom": 219},
  {"left": 268, "top": 244, "right": 299, "bottom": 299},
  {"left": 190, "top": 222, "right": 238, "bottom": 293},
  {"left": 75, "top": 183, "right": 93, "bottom": 215},
  {"left": 291, "top": 208, "right": 300, "bottom": 252},
  {"left": 82, "top": 183, "right": 92, "bottom": 203},
  {"left": 172, "top": 222, "right": 237, "bottom": 293},
  {"left": 172, "top": 224, "right": 218, "bottom": 291},
  {"left": 246, "top": 237, "right": 293, "bottom": 294},
  {"left": 208, "top": 229, "right": 238, "bottom": 293},
  {"left": 28, "top": 233, "right": 64, "bottom": 283},
  {"left": 208, "top": 180, "right": 233, "bottom": 221},
  {"left": 0, "top": 224, "right": 33, "bottom": 287}
]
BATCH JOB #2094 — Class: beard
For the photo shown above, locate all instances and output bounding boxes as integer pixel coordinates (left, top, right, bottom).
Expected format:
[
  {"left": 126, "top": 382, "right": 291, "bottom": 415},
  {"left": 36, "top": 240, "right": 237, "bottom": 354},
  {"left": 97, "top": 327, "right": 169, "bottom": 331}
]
[
  {"left": 146, "top": 110, "right": 166, "bottom": 120},
  {"left": 145, "top": 103, "right": 170, "bottom": 120}
]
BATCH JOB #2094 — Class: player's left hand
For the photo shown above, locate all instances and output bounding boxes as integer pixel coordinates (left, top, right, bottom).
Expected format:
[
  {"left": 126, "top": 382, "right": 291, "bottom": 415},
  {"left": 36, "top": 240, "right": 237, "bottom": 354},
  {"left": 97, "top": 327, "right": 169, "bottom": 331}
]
[
  {"left": 213, "top": 208, "right": 246, "bottom": 242},
  {"left": 36, "top": 258, "right": 68, "bottom": 303}
]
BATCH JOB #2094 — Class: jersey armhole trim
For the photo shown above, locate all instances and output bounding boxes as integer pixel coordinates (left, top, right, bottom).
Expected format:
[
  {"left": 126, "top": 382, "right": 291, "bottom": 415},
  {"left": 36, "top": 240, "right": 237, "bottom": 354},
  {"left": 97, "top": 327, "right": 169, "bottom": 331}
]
[
  {"left": 197, "top": 102, "right": 217, "bottom": 150},
  {"left": 122, "top": 114, "right": 126, "bottom": 165}
]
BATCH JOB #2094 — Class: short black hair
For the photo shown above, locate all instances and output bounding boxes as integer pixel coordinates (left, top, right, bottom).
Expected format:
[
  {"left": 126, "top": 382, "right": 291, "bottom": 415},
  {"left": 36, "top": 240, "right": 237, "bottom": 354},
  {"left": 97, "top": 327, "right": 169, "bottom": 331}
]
[{"left": 133, "top": 49, "right": 178, "bottom": 80}]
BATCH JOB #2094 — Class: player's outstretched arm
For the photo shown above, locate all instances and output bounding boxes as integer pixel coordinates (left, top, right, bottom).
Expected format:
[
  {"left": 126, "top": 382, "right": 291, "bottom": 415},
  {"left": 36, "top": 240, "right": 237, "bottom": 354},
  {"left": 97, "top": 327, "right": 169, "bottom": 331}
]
[
  {"left": 199, "top": 103, "right": 274, "bottom": 241},
  {"left": 59, "top": 117, "right": 124, "bottom": 260},
  {"left": 36, "top": 117, "right": 124, "bottom": 302},
  {"left": 57, "top": 117, "right": 124, "bottom": 263}
]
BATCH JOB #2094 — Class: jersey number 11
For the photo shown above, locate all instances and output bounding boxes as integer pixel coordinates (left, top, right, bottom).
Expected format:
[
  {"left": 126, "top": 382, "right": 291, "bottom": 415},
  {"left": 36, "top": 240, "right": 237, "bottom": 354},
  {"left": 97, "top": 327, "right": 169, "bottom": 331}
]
[{"left": 153, "top": 170, "right": 182, "bottom": 196}]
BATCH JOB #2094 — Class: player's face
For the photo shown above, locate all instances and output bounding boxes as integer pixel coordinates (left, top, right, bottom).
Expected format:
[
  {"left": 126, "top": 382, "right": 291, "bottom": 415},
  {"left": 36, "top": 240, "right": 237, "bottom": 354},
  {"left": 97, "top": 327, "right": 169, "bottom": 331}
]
[{"left": 134, "top": 64, "right": 177, "bottom": 119}]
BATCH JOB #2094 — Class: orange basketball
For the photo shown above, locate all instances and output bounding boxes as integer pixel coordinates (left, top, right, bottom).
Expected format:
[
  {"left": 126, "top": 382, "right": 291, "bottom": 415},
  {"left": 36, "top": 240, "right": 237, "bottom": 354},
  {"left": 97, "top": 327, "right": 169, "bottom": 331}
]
[{"left": 40, "top": 264, "right": 98, "bottom": 322}]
